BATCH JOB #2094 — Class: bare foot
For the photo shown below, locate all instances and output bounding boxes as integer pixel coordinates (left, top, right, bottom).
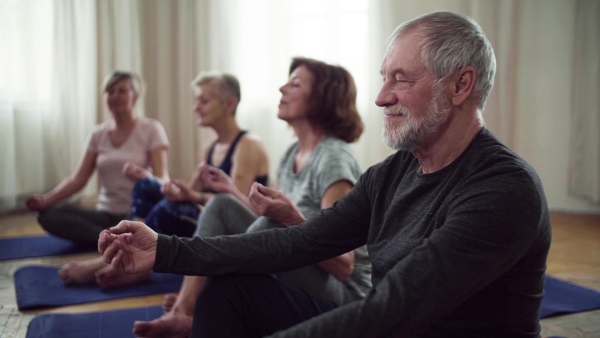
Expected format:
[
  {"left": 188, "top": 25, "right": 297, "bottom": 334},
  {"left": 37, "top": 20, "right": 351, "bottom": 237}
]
[
  {"left": 162, "top": 293, "right": 178, "bottom": 313},
  {"left": 94, "top": 265, "right": 152, "bottom": 289},
  {"left": 133, "top": 309, "right": 193, "bottom": 338},
  {"left": 59, "top": 259, "right": 106, "bottom": 284}
]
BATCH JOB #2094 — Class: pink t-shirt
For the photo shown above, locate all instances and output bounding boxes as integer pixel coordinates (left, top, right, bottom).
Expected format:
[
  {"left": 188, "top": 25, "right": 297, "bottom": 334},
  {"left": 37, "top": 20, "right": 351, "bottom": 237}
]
[{"left": 87, "top": 117, "right": 169, "bottom": 214}]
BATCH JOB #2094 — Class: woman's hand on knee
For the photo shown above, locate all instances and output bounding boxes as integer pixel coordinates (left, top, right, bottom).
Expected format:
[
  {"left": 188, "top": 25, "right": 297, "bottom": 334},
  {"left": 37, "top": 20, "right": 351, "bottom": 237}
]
[{"left": 25, "top": 195, "right": 48, "bottom": 211}]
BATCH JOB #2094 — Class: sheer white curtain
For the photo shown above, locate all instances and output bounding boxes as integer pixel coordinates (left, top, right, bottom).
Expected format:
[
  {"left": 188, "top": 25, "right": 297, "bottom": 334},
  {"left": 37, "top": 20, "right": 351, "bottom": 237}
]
[
  {"left": 0, "top": 0, "right": 96, "bottom": 211},
  {"left": 138, "top": 0, "right": 204, "bottom": 180},
  {"left": 98, "top": 0, "right": 142, "bottom": 120},
  {"left": 0, "top": 0, "right": 50, "bottom": 210},
  {"left": 48, "top": 0, "right": 98, "bottom": 201},
  {"left": 568, "top": 0, "right": 600, "bottom": 204}
]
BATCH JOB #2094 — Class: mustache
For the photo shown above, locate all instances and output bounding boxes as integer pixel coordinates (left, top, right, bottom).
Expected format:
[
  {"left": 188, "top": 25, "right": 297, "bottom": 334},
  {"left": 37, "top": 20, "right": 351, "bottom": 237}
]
[{"left": 384, "top": 106, "right": 411, "bottom": 116}]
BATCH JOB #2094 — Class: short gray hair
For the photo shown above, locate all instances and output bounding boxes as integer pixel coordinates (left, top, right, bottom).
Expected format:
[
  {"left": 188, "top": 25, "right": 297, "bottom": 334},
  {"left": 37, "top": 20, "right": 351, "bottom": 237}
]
[
  {"left": 191, "top": 71, "right": 241, "bottom": 103},
  {"left": 389, "top": 11, "right": 496, "bottom": 110}
]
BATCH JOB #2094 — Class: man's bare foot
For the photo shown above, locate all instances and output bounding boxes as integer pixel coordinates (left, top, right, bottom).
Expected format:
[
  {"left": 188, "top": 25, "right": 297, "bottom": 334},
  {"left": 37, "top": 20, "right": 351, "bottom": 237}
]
[
  {"left": 58, "top": 258, "right": 106, "bottom": 284},
  {"left": 162, "top": 293, "right": 178, "bottom": 313},
  {"left": 94, "top": 265, "right": 152, "bottom": 289},
  {"left": 133, "top": 309, "right": 193, "bottom": 338}
]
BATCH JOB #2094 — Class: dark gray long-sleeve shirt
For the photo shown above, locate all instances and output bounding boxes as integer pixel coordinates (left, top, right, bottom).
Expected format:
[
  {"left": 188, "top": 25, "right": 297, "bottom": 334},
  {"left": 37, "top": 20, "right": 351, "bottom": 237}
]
[{"left": 154, "top": 128, "right": 551, "bottom": 337}]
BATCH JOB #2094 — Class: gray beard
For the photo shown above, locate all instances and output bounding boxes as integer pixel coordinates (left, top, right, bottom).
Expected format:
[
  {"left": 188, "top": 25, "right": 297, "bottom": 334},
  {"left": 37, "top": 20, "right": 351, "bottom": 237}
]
[{"left": 381, "top": 91, "right": 451, "bottom": 151}]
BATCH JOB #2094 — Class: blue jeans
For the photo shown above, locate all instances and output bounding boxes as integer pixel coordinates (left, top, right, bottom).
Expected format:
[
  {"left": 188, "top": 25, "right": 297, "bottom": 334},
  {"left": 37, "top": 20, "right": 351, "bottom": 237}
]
[{"left": 130, "top": 177, "right": 199, "bottom": 237}]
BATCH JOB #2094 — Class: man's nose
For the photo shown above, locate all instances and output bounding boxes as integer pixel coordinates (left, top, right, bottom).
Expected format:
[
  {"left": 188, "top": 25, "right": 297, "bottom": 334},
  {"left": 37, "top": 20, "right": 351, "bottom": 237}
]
[{"left": 375, "top": 84, "right": 397, "bottom": 107}]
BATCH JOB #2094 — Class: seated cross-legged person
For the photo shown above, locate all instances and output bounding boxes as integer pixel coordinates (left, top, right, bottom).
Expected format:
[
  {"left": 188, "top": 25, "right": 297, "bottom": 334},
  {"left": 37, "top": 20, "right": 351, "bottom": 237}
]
[
  {"left": 132, "top": 57, "right": 372, "bottom": 338},
  {"left": 25, "top": 71, "right": 170, "bottom": 248},
  {"left": 59, "top": 72, "right": 270, "bottom": 288}
]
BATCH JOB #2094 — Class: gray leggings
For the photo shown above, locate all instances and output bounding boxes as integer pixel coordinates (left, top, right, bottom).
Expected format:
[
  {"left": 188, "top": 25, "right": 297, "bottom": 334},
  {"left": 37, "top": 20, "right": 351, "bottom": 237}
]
[
  {"left": 38, "top": 204, "right": 127, "bottom": 247},
  {"left": 194, "top": 194, "right": 353, "bottom": 305},
  {"left": 194, "top": 194, "right": 257, "bottom": 237}
]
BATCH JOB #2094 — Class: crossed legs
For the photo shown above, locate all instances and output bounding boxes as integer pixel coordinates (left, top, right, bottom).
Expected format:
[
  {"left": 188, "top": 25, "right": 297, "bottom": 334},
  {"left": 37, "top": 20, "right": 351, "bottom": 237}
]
[
  {"left": 58, "top": 179, "right": 197, "bottom": 288},
  {"left": 133, "top": 194, "right": 258, "bottom": 337},
  {"left": 190, "top": 274, "right": 338, "bottom": 337}
]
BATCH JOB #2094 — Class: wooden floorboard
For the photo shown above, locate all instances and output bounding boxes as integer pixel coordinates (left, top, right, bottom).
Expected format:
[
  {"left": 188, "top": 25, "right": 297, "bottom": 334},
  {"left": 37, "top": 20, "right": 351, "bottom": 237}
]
[{"left": 0, "top": 210, "right": 599, "bottom": 337}]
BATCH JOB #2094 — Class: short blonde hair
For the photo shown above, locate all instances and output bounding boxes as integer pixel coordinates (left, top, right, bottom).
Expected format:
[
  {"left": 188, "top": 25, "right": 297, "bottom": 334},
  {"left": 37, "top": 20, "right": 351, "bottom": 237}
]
[
  {"left": 102, "top": 71, "right": 144, "bottom": 96},
  {"left": 191, "top": 71, "right": 241, "bottom": 115},
  {"left": 191, "top": 72, "right": 241, "bottom": 102}
]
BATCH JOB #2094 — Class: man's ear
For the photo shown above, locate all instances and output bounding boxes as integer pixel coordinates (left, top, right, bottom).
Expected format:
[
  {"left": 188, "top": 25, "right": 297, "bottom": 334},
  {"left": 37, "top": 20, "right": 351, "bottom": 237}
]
[{"left": 451, "top": 66, "right": 475, "bottom": 106}]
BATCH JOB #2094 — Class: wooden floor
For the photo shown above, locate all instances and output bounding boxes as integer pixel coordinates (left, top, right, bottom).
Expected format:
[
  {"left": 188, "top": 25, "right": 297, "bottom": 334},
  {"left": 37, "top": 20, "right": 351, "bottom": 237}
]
[{"left": 0, "top": 211, "right": 599, "bottom": 337}]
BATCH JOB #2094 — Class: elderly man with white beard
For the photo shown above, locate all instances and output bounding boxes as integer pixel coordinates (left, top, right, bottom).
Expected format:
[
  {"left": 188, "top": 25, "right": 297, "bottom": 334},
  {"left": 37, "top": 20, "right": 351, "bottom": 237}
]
[{"left": 99, "top": 11, "right": 551, "bottom": 338}]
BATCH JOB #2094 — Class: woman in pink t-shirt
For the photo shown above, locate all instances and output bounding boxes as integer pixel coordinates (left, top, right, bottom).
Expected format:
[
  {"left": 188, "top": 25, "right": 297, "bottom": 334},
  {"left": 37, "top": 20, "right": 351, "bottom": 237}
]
[{"left": 25, "top": 71, "right": 170, "bottom": 247}]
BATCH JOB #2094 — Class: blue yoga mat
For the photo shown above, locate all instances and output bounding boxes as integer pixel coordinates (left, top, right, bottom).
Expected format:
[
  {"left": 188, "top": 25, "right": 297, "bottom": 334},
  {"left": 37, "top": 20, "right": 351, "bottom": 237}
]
[
  {"left": 540, "top": 275, "right": 600, "bottom": 318},
  {"left": 26, "top": 305, "right": 163, "bottom": 338},
  {"left": 21, "top": 274, "right": 600, "bottom": 337},
  {"left": 15, "top": 266, "right": 183, "bottom": 310},
  {"left": 0, "top": 235, "right": 94, "bottom": 261}
]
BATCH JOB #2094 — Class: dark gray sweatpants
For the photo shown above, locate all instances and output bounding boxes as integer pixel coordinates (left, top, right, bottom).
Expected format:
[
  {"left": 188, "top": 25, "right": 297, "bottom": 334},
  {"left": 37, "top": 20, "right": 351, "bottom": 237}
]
[{"left": 38, "top": 204, "right": 127, "bottom": 247}]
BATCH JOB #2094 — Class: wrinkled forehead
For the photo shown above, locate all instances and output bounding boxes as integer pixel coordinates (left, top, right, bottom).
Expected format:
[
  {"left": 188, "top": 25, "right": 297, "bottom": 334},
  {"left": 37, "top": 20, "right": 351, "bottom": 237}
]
[{"left": 380, "top": 31, "right": 426, "bottom": 75}]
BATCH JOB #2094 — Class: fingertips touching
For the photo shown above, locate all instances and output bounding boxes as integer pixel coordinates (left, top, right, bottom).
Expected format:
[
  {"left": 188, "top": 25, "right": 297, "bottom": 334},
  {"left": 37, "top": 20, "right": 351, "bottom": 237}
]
[
  {"left": 102, "top": 240, "right": 119, "bottom": 264},
  {"left": 250, "top": 182, "right": 261, "bottom": 193},
  {"left": 112, "top": 249, "right": 125, "bottom": 272},
  {"left": 98, "top": 231, "right": 109, "bottom": 253}
]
